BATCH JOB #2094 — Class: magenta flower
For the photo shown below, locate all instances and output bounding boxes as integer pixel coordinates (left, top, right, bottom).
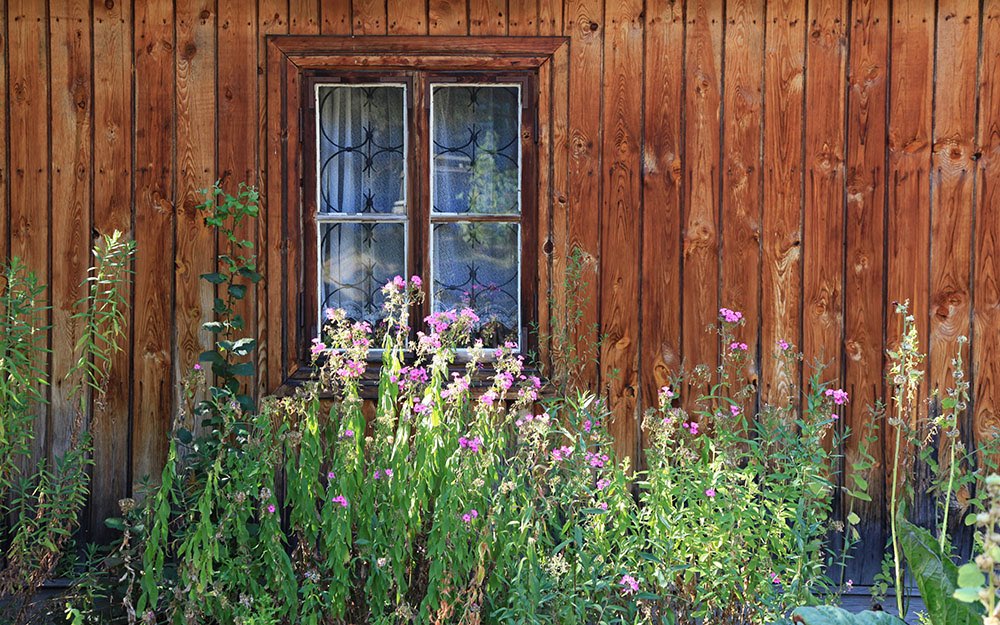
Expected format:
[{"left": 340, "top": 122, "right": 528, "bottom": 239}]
[
  {"left": 461, "top": 509, "right": 480, "bottom": 524},
  {"left": 410, "top": 275, "right": 422, "bottom": 287},
  {"left": 342, "top": 429, "right": 354, "bottom": 439},
  {"left": 620, "top": 574, "right": 639, "bottom": 596},
  {"left": 266, "top": 504, "right": 276, "bottom": 514},
  {"left": 585, "top": 451, "right": 609, "bottom": 468},
  {"left": 729, "top": 341, "right": 748, "bottom": 351},
  {"left": 770, "top": 572, "right": 781, "bottom": 584},
  {"left": 831, "top": 413, "right": 839, "bottom": 421},
  {"left": 193, "top": 363, "right": 202, "bottom": 371},
  {"left": 682, "top": 421, "right": 700, "bottom": 435},
  {"left": 551, "top": 445, "right": 574, "bottom": 461},
  {"left": 705, "top": 487, "right": 716, "bottom": 498},
  {"left": 392, "top": 275, "right": 406, "bottom": 289},
  {"left": 310, "top": 338, "right": 327, "bottom": 356},
  {"left": 480, "top": 390, "right": 498, "bottom": 406},
  {"left": 719, "top": 307, "right": 744, "bottom": 324},
  {"left": 596, "top": 478, "right": 611, "bottom": 491},
  {"left": 598, "top": 501, "right": 608, "bottom": 510},
  {"left": 825, "top": 388, "right": 850, "bottom": 405},
  {"left": 583, "top": 419, "right": 593, "bottom": 433},
  {"left": 413, "top": 400, "right": 431, "bottom": 414},
  {"left": 331, "top": 495, "right": 349, "bottom": 508},
  {"left": 778, "top": 338, "right": 790, "bottom": 351},
  {"left": 327, "top": 471, "right": 336, "bottom": 480},
  {"left": 459, "top": 436, "right": 483, "bottom": 453},
  {"left": 324, "top": 307, "right": 336, "bottom": 320},
  {"left": 730, "top": 404, "right": 741, "bottom": 417}
]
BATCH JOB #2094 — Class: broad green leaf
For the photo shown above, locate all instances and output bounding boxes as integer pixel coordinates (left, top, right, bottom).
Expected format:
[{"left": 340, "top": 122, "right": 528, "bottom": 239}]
[
  {"left": 898, "top": 519, "right": 983, "bottom": 625},
  {"left": 789, "top": 606, "right": 907, "bottom": 625},
  {"left": 956, "top": 562, "right": 985, "bottom": 588},
  {"left": 952, "top": 587, "right": 982, "bottom": 603}
]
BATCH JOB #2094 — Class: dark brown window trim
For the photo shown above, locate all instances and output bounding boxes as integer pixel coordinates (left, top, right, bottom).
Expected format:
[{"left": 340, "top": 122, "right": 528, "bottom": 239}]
[{"left": 264, "top": 36, "right": 569, "bottom": 395}]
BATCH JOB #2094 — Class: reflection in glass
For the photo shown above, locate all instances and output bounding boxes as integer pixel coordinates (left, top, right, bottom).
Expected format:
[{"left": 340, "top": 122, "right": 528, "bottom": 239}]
[
  {"left": 432, "top": 86, "right": 520, "bottom": 215},
  {"left": 318, "top": 85, "right": 405, "bottom": 215},
  {"left": 433, "top": 221, "right": 519, "bottom": 346},
  {"left": 319, "top": 222, "right": 405, "bottom": 328}
]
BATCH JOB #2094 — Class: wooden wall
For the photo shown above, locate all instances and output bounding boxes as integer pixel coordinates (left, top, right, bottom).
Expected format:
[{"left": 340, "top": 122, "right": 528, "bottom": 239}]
[{"left": 1, "top": 0, "right": 999, "bottom": 581}]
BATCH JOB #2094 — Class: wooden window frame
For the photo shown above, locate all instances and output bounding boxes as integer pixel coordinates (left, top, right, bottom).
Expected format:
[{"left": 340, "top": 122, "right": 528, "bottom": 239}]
[{"left": 264, "top": 36, "right": 569, "bottom": 393}]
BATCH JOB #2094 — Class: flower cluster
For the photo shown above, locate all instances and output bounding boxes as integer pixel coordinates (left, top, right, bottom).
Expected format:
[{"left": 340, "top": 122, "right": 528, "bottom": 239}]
[
  {"left": 682, "top": 421, "right": 700, "bottom": 435},
  {"left": 458, "top": 436, "right": 483, "bottom": 453},
  {"left": 585, "top": 451, "right": 610, "bottom": 469},
  {"left": 824, "top": 388, "right": 849, "bottom": 405},
  {"left": 551, "top": 445, "right": 574, "bottom": 462},
  {"left": 719, "top": 307, "right": 744, "bottom": 324},
  {"left": 460, "top": 509, "right": 480, "bottom": 524},
  {"left": 619, "top": 574, "right": 639, "bottom": 596}
]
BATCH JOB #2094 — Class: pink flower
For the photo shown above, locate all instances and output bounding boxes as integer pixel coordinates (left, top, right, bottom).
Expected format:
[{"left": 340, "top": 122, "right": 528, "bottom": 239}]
[
  {"left": 324, "top": 307, "right": 337, "bottom": 320},
  {"left": 585, "top": 451, "right": 609, "bottom": 468},
  {"left": 461, "top": 509, "right": 479, "bottom": 524},
  {"left": 392, "top": 275, "right": 406, "bottom": 289},
  {"left": 327, "top": 471, "right": 336, "bottom": 480},
  {"left": 331, "top": 495, "right": 349, "bottom": 508},
  {"left": 583, "top": 419, "right": 593, "bottom": 433},
  {"left": 778, "top": 339, "right": 790, "bottom": 351},
  {"left": 413, "top": 400, "right": 431, "bottom": 414},
  {"left": 410, "top": 275, "right": 422, "bottom": 287},
  {"left": 598, "top": 501, "right": 608, "bottom": 510},
  {"left": 729, "top": 341, "right": 748, "bottom": 351},
  {"left": 266, "top": 504, "right": 276, "bottom": 514},
  {"left": 342, "top": 429, "right": 354, "bottom": 439},
  {"left": 596, "top": 478, "right": 611, "bottom": 491},
  {"left": 825, "top": 388, "right": 849, "bottom": 405},
  {"left": 373, "top": 470, "right": 382, "bottom": 480},
  {"left": 770, "top": 572, "right": 781, "bottom": 584},
  {"left": 719, "top": 307, "right": 743, "bottom": 324},
  {"left": 730, "top": 404, "right": 741, "bottom": 417},
  {"left": 193, "top": 363, "right": 202, "bottom": 371},
  {"left": 705, "top": 487, "right": 716, "bottom": 498},
  {"left": 384, "top": 469, "right": 393, "bottom": 478},
  {"left": 459, "top": 436, "right": 483, "bottom": 453},
  {"left": 551, "top": 445, "right": 574, "bottom": 461},
  {"left": 480, "top": 390, "right": 498, "bottom": 406},
  {"left": 682, "top": 421, "right": 699, "bottom": 435},
  {"left": 620, "top": 574, "right": 639, "bottom": 596},
  {"left": 310, "top": 338, "right": 327, "bottom": 356}
]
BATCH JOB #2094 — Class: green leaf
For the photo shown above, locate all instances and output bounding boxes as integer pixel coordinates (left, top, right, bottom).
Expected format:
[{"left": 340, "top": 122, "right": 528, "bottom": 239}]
[
  {"left": 228, "top": 284, "right": 247, "bottom": 299},
  {"left": 952, "top": 588, "right": 982, "bottom": 603},
  {"left": 898, "top": 519, "right": 984, "bottom": 625},
  {"left": 956, "top": 562, "right": 986, "bottom": 588},
  {"left": 789, "top": 606, "right": 907, "bottom": 625},
  {"left": 198, "top": 350, "right": 224, "bottom": 365},
  {"left": 230, "top": 362, "right": 255, "bottom": 377},
  {"left": 847, "top": 512, "right": 861, "bottom": 525},
  {"left": 200, "top": 272, "right": 226, "bottom": 284},
  {"left": 231, "top": 337, "right": 256, "bottom": 356},
  {"left": 203, "top": 321, "right": 225, "bottom": 334}
]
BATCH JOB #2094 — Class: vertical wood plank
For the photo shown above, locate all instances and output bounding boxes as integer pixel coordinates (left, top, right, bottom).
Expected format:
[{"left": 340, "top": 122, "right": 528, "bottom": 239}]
[
  {"left": 354, "top": 0, "right": 388, "bottom": 34},
  {"left": 90, "top": 0, "right": 133, "bottom": 537},
  {"left": 175, "top": 0, "right": 216, "bottom": 391},
  {"left": 538, "top": 0, "right": 561, "bottom": 35},
  {"left": 429, "top": 0, "right": 467, "bottom": 34},
  {"left": 720, "top": 0, "right": 764, "bottom": 398},
  {"left": 132, "top": 0, "right": 175, "bottom": 487},
  {"left": 564, "top": 0, "right": 603, "bottom": 389},
  {"left": 548, "top": 42, "right": 570, "bottom": 375},
  {"left": 761, "top": 0, "right": 805, "bottom": 405},
  {"left": 508, "top": 0, "right": 538, "bottom": 35},
  {"left": 49, "top": 0, "right": 93, "bottom": 462},
  {"left": 261, "top": 3, "right": 288, "bottom": 392},
  {"left": 844, "top": 0, "right": 890, "bottom": 581},
  {"left": 929, "top": 0, "right": 978, "bottom": 404},
  {"left": 388, "top": 0, "right": 428, "bottom": 34},
  {"left": 320, "top": 0, "right": 351, "bottom": 33},
  {"left": 0, "top": 0, "right": 8, "bottom": 264},
  {"left": 8, "top": 0, "right": 51, "bottom": 465},
  {"left": 803, "top": 0, "right": 847, "bottom": 384},
  {"left": 290, "top": 0, "right": 321, "bottom": 33},
  {"left": 974, "top": 0, "right": 1000, "bottom": 468},
  {"left": 641, "top": 0, "right": 683, "bottom": 430},
  {"left": 218, "top": 0, "right": 257, "bottom": 397},
  {"left": 886, "top": 0, "right": 933, "bottom": 447},
  {"left": 682, "top": 0, "right": 723, "bottom": 399},
  {"left": 600, "top": 0, "right": 643, "bottom": 467},
  {"left": 537, "top": 58, "right": 553, "bottom": 369},
  {"left": 470, "top": 0, "right": 506, "bottom": 34}
]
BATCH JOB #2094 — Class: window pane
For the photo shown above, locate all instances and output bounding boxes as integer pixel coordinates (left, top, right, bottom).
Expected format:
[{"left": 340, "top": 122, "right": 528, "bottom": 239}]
[
  {"left": 432, "top": 222, "right": 519, "bottom": 346},
  {"left": 432, "top": 85, "right": 520, "bottom": 215},
  {"left": 319, "top": 222, "right": 405, "bottom": 328},
  {"left": 318, "top": 85, "right": 406, "bottom": 215}
]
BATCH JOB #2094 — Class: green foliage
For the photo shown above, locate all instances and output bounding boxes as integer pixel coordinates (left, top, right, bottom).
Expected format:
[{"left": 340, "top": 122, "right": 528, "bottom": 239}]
[
  {"left": 0, "top": 231, "right": 134, "bottom": 625},
  {"left": 788, "top": 606, "right": 907, "bottom": 625},
  {"left": 898, "top": 519, "right": 982, "bottom": 625},
  {"left": 952, "top": 474, "right": 1000, "bottom": 624}
]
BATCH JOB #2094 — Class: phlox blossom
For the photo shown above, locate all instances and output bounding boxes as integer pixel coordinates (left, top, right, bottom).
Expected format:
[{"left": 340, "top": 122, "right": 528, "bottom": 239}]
[
  {"left": 719, "top": 307, "right": 743, "bottom": 323},
  {"left": 825, "top": 388, "right": 849, "bottom": 405},
  {"left": 310, "top": 338, "right": 327, "bottom": 356},
  {"left": 460, "top": 509, "right": 479, "bottom": 524},
  {"left": 682, "top": 421, "right": 700, "bottom": 435},
  {"left": 705, "top": 487, "right": 716, "bottom": 498},
  {"left": 551, "top": 445, "right": 574, "bottom": 461},
  {"left": 619, "top": 574, "right": 639, "bottom": 596},
  {"left": 331, "top": 495, "right": 349, "bottom": 508}
]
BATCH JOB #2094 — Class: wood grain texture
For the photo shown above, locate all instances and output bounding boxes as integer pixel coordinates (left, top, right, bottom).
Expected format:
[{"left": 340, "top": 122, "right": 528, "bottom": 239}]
[
  {"left": 548, "top": 42, "right": 570, "bottom": 376},
  {"left": 537, "top": 58, "right": 553, "bottom": 368},
  {"left": 974, "top": 0, "right": 1000, "bottom": 467},
  {"left": 49, "top": 0, "right": 92, "bottom": 462},
  {"left": 720, "top": 0, "right": 764, "bottom": 401},
  {"left": 761, "top": 0, "right": 805, "bottom": 406},
  {"left": 681, "top": 0, "right": 723, "bottom": 401},
  {"left": 640, "top": 0, "right": 683, "bottom": 435},
  {"left": 508, "top": 0, "right": 538, "bottom": 35},
  {"left": 354, "top": 0, "right": 388, "bottom": 34},
  {"left": 8, "top": 0, "right": 51, "bottom": 465},
  {"left": 290, "top": 0, "right": 321, "bottom": 33},
  {"left": 538, "top": 0, "right": 561, "bottom": 35},
  {"left": 132, "top": 0, "right": 175, "bottom": 487},
  {"left": 803, "top": 0, "right": 847, "bottom": 382},
  {"left": 259, "top": 0, "right": 288, "bottom": 394},
  {"left": 886, "top": 0, "right": 933, "bottom": 428},
  {"left": 470, "top": 0, "right": 506, "bottom": 34},
  {"left": 929, "top": 0, "right": 978, "bottom": 404},
  {"left": 844, "top": 0, "right": 889, "bottom": 581},
  {"left": 90, "top": 0, "right": 133, "bottom": 539},
  {"left": 320, "top": 0, "right": 350, "bottom": 33},
  {"left": 599, "top": 0, "right": 642, "bottom": 467},
  {"left": 174, "top": 0, "right": 216, "bottom": 402},
  {"left": 388, "top": 0, "right": 428, "bottom": 34},
  {"left": 219, "top": 0, "right": 258, "bottom": 398},
  {"left": 564, "top": 0, "right": 603, "bottom": 389},
  {"left": 0, "top": 0, "right": 7, "bottom": 264},
  {"left": 430, "top": 0, "right": 468, "bottom": 34}
]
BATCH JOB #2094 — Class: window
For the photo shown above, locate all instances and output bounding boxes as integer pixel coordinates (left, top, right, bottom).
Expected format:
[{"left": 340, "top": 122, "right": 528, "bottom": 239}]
[
  {"left": 264, "top": 36, "right": 568, "bottom": 389},
  {"left": 305, "top": 73, "right": 537, "bottom": 351}
]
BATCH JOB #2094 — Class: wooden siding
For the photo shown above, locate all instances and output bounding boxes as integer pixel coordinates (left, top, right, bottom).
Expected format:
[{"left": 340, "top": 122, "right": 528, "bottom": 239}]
[{"left": 1, "top": 0, "right": 998, "bottom": 582}]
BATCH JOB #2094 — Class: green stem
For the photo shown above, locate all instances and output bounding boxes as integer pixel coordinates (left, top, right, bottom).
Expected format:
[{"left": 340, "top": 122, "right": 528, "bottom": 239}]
[
  {"left": 890, "top": 418, "right": 904, "bottom": 617},
  {"left": 940, "top": 432, "right": 956, "bottom": 555}
]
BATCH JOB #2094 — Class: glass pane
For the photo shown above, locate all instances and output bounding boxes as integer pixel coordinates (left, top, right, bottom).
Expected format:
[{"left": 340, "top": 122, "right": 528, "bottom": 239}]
[
  {"left": 317, "top": 85, "right": 406, "bottom": 215},
  {"left": 432, "top": 222, "right": 519, "bottom": 347},
  {"left": 432, "top": 85, "right": 520, "bottom": 215},
  {"left": 319, "top": 222, "right": 405, "bottom": 329}
]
